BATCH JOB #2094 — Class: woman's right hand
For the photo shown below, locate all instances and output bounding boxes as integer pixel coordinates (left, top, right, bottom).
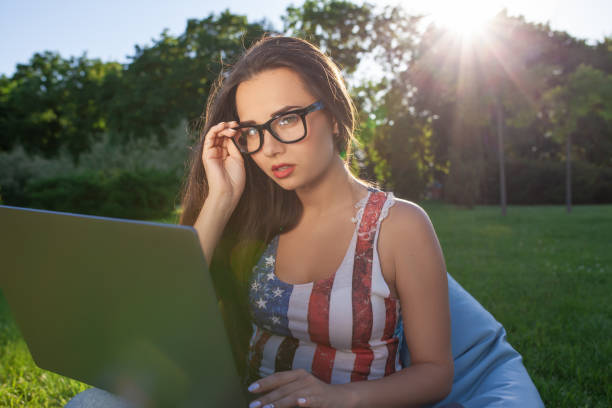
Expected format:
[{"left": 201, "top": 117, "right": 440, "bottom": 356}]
[{"left": 201, "top": 121, "right": 246, "bottom": 209}]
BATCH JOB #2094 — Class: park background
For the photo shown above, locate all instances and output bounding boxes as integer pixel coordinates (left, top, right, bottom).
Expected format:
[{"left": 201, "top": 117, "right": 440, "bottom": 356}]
[{"left": 0, "top": 0, "right": 610, "bottom": 406}]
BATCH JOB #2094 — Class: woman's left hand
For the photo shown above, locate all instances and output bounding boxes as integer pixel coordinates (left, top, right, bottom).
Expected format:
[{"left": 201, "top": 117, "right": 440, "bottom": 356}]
[{"left": 247, "top": 368, "right": 356, "bottom": 408}]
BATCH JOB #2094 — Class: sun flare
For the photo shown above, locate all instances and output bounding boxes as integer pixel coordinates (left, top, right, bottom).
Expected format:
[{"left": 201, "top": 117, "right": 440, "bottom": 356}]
[{"left": 426, "top": 1, "right": 502, "bottom": 40}]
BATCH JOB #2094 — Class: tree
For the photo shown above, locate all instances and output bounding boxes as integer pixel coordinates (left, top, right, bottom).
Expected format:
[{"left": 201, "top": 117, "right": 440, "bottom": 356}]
[
  {"left": 104, "top": 10, "right": 271, "bottom": 146},
  {"left": 283, "top": 0, "right": 427, "bottom": 195},
  {"left": 0, "top": 52, "right": 117, "bottom": 162},
  {"left": 541, "top": 64, "right": 612, "bottom": 212},
  {"left": 407, "top": 10, "right": 554, "bottom": 209},
  {"left": 282, "top": 0, "right": 375, "bottom": 76}
]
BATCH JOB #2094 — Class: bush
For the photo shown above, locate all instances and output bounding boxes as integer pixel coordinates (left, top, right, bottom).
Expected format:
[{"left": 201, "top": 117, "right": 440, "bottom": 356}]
[
  {"left": 0, "top": 143, "right": 77, "bottom": 206},
  {"left": 23, "top": 169, "right": 181, "bottom": 220},
  {"left": 0, "top": 119, "right": 192, "bottom": 216}
]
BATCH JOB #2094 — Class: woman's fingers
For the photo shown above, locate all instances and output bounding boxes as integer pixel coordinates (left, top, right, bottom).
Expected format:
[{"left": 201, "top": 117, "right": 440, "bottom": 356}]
[
  {"left": 199, "top": 120, "right": 245, "bottom": 206},
  {"left": 203, "top": 121, "right": 235, "bottom": 146},
  {"left": 248, "top": 386, "right": 301, "bottom": 408},
  {"left": 202, "top": 121, "right": 240, "bottom": 161},
  {"left": 219, "top": 123, "right": 240, "bottom": 161},
  {"left": 203, "top": 121, "right": 228, "bottom": 149},
  {"left": 249, "top": 369, "right": 307, "bottom": 394},
  {"left": 256, "top": 384, "right": 308, "bottom": 408},
  {"left": 247, "top": 369, "right": 314, "bottom": 407},
  {"left": 260, "top": 393, "right": 307, "bottom": 408}
]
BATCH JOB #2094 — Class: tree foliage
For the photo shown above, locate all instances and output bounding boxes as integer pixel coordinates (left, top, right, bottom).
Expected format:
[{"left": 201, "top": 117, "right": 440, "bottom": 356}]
[
  {"left": 0, "top": 52, "right": 117, "bottom": 162},
  {"left": 1, "top": 1, "right": 611, "bottom": 206}
]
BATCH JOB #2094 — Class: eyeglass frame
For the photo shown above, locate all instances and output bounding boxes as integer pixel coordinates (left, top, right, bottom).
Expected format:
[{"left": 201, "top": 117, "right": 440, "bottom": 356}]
[{"left": 230, "top": 100, "right": 325, "bottom": 155}]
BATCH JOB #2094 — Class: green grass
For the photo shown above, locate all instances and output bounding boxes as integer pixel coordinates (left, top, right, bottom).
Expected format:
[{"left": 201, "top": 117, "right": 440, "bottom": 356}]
[{"left": 1, "top": 202, "right": 610, "bottom": 406}]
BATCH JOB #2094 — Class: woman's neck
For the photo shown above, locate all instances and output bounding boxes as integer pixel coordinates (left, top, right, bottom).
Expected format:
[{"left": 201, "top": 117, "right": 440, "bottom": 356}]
[{"left": 294, "top": 155, "right": 369, "bottom": 221}]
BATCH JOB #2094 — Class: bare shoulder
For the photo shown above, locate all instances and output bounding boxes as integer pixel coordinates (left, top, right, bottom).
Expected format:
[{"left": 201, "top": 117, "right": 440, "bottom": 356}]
[
  {"left": 385, "top": 196, "right": 435, "bottom": 236},
  {"left": 382, "top": 195, "right": 446, "bottom": 276}
]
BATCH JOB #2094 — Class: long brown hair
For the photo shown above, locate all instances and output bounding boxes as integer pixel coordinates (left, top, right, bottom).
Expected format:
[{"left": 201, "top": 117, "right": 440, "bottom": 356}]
[{"left": 178, "top": 34, "right": 375, "bottom": 382}]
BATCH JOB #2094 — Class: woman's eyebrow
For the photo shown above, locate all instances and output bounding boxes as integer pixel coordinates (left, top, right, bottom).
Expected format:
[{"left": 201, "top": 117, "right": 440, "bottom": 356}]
[{"left": 240, "top": 105, "right": 302, "bottom": 125}]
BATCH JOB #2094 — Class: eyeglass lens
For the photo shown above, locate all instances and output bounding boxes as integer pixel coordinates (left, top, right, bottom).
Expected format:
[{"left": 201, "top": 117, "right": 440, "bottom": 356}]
[{"left": 235, "top": 112, "right": 305, "bottom": 153}]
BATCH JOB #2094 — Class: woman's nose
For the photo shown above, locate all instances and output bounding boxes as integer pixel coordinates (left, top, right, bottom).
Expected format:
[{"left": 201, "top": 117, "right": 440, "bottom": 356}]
[{"left": 261, "top": 129, "right": 285, "bottom": 156}]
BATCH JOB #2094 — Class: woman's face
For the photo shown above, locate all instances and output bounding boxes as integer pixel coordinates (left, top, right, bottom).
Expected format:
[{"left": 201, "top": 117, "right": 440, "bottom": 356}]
[{"left": 235, "top": 67, "right": 339, "bottom": 191}]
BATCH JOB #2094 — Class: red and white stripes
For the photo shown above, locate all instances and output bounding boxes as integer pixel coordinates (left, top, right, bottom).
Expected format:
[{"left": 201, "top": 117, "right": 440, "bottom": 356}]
[{"left": 247, "top": 190, "right": 402, "bottom": 384}]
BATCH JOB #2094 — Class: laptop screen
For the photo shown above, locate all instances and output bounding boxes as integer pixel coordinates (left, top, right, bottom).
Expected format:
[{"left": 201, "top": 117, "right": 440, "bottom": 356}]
[{"left": 0, "top": 205, "right": 247, "bottom": 407}]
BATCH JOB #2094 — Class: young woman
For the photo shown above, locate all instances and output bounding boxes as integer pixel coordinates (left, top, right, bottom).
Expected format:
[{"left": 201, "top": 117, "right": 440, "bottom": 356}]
[{"left": 178, "top": 35, "right": 454, "bottom": 408}]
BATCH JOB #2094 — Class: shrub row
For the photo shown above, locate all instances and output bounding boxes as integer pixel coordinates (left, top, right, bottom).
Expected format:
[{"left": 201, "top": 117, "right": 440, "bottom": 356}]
[{"left": 6, "top": 169, "right": 182, "bottom": 220}]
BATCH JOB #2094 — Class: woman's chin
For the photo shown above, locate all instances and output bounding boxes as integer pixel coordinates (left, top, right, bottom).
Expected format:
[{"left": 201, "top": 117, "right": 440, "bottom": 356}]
[{"left": 274, "top": 180, "right": 298, "bottom": 191}]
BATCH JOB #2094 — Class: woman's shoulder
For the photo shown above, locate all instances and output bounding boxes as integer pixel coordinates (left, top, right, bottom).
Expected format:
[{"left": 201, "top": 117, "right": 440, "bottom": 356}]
[
  {"left": 379, "top": 194, "right": 446, "bottom": 295},
  {"left": 380, "top": 192, "right": 437, "bottom": 246},
  {"left": 379, "top": 192, "right": 430, "bottom": 223}
]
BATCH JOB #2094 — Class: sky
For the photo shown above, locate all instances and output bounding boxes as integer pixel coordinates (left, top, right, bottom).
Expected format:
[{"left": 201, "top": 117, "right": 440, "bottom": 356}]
[{"left": 1, "top": 0, "right": 611, "bottom": 77}]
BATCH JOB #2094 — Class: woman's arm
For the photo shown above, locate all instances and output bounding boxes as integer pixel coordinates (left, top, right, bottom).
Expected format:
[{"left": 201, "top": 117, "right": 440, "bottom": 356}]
[
  {"left": 193, "top": 120, "right": 246, "bottom": 268},
  {"left": 344, "top": 200, "right": 453, "bottom": 407},
  {"left": 193, "top": 193, "right": 235, "bottom": 269}
]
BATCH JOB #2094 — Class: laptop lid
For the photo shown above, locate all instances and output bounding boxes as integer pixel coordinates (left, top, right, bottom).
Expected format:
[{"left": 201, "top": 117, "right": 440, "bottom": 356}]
[{"left": 0, "top": 204, "right": 247, "bottom": 407}]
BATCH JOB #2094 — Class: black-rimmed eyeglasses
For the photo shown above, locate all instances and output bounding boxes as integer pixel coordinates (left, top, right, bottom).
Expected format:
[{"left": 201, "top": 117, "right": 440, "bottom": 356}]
[{"left": 231, "top": 101, "right": 325, "bottom": 154}]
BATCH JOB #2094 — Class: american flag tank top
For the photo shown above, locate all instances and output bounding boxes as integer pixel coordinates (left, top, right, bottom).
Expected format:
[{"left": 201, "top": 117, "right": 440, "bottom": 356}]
[{"left": 246, "top": 188, "right": 403, "bottom": 384}]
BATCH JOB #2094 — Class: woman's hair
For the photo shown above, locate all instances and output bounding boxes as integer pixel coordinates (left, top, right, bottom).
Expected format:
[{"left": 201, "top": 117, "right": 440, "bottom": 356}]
[{"left": 177, "top": 34, "right": 375, "bottom": 382}]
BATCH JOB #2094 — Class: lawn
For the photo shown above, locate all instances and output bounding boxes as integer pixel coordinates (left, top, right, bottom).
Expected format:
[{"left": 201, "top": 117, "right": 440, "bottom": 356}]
[{"left": 1, "top": 202, "right": 610, "bottom": 407}]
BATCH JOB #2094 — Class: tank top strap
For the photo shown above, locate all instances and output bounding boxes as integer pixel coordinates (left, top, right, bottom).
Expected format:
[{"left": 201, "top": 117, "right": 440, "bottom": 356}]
[
  {"left": 356, "top": 188, "right": 389, "bottom": 244},
  {"left": 351, "top": 188, "right": 397, "bottom": 298},
  {"left": 350, "top": 188, "right": 395, "bottom": 353}
]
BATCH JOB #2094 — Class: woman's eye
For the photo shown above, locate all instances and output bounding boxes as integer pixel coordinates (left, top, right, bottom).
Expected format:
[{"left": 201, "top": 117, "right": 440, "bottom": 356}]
[{"left": 278, "top": 114, "right": 299, "bottom": 127}]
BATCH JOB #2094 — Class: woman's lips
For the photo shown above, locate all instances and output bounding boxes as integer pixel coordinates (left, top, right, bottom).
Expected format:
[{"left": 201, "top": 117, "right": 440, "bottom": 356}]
[{"left": 272, "top": 165, "right": 295, "bottom": 178}]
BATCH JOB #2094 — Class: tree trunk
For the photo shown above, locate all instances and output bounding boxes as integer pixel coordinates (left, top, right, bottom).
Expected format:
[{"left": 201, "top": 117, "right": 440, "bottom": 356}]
[
  {"left": 566, "top": 132, "right": 572, "bottom": 213},
  {"left": 496, "top": 97, "right": 507, "bottom": 216}
]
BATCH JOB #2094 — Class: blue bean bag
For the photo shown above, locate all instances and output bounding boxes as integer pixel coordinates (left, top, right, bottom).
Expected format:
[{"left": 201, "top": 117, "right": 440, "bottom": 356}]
[{"left": 395, "top": 273, "right": 544, "bottom": 408}]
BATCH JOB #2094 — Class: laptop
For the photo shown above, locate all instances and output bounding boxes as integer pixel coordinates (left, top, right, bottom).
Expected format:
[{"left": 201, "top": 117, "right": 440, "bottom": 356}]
[{"left": 0, "top": 204, "right": 248, "bottom": 407}]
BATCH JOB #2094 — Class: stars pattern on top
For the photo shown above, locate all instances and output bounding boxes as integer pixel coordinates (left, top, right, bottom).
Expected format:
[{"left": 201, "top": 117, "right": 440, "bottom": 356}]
[
  {"left": 247, "top": 244, "right": 291, "bottom": 336},
  {"left": 255, "top": 298, "right": 267, "bottom": 309},
  {"left": 265, "top": 255, "right": 275, "bottom": 268}
]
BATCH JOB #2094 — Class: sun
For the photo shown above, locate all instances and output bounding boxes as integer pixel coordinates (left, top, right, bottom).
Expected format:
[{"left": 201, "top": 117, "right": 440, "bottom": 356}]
[{"left": 425, "top": 1, "right": 501, "bottom": 40}]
